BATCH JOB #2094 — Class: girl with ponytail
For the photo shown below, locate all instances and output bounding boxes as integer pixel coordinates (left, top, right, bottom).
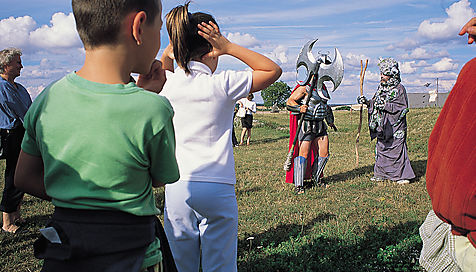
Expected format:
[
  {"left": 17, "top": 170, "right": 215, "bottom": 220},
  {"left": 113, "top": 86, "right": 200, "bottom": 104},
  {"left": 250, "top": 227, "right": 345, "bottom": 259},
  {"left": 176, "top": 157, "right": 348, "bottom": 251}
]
[{"left": 160, "top": 2, "right": 281, "bottom": 272}]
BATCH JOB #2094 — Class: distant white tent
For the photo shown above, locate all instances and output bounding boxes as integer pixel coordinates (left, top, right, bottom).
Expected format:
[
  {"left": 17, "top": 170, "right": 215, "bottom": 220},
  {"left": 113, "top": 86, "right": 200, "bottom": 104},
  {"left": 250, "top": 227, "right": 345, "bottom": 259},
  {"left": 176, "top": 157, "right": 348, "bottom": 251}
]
[{"left": 429, "top": 89, "right": 437, "bottom": 103}]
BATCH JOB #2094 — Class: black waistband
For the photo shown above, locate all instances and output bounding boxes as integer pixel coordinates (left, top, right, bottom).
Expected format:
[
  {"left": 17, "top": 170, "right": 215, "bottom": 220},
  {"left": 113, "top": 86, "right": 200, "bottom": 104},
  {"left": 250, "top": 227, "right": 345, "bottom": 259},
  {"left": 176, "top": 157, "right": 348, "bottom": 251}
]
[{"left": 52, "top": 207, "right": 156, "bottom": 225}]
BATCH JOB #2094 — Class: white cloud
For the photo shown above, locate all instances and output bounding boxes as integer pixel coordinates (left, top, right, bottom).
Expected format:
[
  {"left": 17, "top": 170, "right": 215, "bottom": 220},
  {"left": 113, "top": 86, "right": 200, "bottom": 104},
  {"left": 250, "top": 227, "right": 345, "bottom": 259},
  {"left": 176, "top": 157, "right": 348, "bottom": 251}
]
[
  {"left": 26, "top": 85, "right": 46, "bottom": 100},
  {"left": 345, "top": 52, "right": 371, "bottom": 68},
  {"left": 279, "top": 71, "right": 295, "bottom": 82},
  {"left": 404, "top": 78, "right": 430, "bottom": 88},
  {"left": 407, "top": 78, "right": 455, "bottom": 93},
  {"left": 266, "top": 45, "right": 288, "bottom": 64},
  {"left": 418, "top": 0, "right": 475, "bottom": 41},
  {"left": 400, "top": 61, "right": 417, "bottom": 74},
  {"left": 29, "top": 12, "right": 81, "bottom": 49},
  {"left": 225, "top": 32, "right": 260, "bottom": 48},
  {"left": 387, "top": 37, "right": 421, "bottom": 50},
  {"left": 388, "top": 0, "right": 475, "bottom": 51},
  {"left": 362, "top": 70, "right": 381, "bottom": 83},
  {"left": 0, "top": 13, "right": 81, "bottom": 52},
  {"left": 425, "top": 57, "right": 458, "bottom": 72},
  {"left": 437, "top": 79, "right": 457, "bottom": 92},
  {"left": 414, "top": 60, "right": 429, "bottom": 67},
  {"left": 0, "top": 16, "right": 36, "bottom": 49},
  {"left": 400, "top": 47, "right": 449, "bottom": 60},
  {"left": 420, "top": 71, "right": 459, "bottom": 80}
]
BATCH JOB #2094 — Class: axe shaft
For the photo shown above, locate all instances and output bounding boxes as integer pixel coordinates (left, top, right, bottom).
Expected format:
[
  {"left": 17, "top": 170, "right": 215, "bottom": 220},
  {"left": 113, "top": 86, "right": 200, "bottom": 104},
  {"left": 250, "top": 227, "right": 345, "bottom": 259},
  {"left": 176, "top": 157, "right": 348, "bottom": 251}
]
[{"left": 284, "top": 75, "right": 318, "bottom": 171}]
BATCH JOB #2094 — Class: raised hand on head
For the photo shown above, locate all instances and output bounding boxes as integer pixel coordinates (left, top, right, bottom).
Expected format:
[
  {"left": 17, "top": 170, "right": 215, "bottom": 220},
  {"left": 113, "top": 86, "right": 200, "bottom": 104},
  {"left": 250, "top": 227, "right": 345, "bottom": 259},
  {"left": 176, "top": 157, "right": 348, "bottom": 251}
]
[{"left": 197, "top": 21, "right": 231, "bottom": 58}]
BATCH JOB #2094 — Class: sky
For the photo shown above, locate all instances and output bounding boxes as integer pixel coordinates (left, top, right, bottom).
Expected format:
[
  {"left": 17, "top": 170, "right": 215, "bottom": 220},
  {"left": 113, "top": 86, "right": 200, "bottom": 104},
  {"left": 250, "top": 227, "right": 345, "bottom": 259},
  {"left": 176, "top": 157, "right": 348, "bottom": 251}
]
[{"left": 0, "top": 0, "right": 475, "bottom": 104}]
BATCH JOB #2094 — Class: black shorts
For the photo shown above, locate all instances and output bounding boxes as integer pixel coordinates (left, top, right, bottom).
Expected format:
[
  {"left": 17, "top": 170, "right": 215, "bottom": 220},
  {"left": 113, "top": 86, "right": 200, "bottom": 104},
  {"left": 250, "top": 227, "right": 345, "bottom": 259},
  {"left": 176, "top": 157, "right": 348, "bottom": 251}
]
[
  {"left": 241, "top": 114, "right": 253, "bottom": 129},
  {"left": 34, "top": 208, "right": 156, "bottom": 272},
  {"left": 299, "top": 120, "right": 328, "bottom": 142}
]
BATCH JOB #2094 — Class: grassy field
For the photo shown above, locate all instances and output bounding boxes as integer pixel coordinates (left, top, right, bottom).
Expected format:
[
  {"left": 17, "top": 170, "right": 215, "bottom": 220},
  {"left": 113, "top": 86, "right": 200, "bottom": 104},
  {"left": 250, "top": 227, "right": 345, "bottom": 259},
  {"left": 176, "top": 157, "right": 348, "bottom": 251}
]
[{"left": 0, "top": 107, "right": 440, "bottom": 271}]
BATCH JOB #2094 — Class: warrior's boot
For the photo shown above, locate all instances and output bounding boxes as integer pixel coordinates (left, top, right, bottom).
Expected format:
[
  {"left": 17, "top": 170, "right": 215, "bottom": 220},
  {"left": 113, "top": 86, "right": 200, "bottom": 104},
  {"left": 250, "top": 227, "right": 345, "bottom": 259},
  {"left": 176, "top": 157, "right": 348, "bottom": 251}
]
[
  {"left": 311, "top": 156, "right": 329, "bottom": 187},
  {"left": 293, "top": 156, "right": 306, "bottom": 194}
]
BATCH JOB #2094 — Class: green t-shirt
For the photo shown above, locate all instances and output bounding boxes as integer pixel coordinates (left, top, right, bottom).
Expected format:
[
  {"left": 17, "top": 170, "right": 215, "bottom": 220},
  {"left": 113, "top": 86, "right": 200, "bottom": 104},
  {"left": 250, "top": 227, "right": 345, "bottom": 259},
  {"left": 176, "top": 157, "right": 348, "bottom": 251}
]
[{"left": 22, "top": 72, "right": 179, "bottom": 216}]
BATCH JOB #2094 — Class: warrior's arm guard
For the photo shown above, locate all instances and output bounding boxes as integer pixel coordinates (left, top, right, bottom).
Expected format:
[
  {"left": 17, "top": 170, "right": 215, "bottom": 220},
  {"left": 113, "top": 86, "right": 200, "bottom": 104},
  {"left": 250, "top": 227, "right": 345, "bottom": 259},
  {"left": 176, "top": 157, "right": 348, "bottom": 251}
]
[{"left": 286, "top": 104, "right": 301, "bottom": 113}]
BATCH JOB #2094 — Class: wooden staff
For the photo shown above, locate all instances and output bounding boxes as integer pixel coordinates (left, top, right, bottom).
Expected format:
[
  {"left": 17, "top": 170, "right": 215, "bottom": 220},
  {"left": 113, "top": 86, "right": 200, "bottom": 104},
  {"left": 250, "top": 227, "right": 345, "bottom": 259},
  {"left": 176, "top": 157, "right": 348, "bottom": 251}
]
[{"left": 355, "top": 59, "right": 368, "bottom": 166}]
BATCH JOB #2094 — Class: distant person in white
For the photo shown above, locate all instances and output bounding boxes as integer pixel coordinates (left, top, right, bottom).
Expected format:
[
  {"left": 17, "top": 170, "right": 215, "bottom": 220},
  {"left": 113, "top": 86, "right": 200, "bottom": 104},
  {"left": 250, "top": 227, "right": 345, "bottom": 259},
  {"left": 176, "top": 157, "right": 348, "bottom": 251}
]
[{"left": 238, "top": 93, "right": 257, "bottom": 146}]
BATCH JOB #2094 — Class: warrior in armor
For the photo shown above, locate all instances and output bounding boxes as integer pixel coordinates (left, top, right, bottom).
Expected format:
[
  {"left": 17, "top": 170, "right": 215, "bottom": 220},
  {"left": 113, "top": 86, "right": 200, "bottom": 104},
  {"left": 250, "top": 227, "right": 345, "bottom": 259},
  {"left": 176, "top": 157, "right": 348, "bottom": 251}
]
[{"left": 285, "top": 77, "right": 337, "bottom": 194}]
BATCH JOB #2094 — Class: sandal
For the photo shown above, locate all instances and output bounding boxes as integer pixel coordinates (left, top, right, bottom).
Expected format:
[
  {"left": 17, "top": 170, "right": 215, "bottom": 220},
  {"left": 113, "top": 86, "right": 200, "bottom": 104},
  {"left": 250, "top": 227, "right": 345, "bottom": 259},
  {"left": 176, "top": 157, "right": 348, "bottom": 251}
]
[
  {"left": 370, "top": 176, "right": 385, "bottom": 182},
  {"left": 294, "top": 186, "right": 305, "bottom": 195},
  {"left": 1, "top": 225, "right": 21, "bottom": 234}
]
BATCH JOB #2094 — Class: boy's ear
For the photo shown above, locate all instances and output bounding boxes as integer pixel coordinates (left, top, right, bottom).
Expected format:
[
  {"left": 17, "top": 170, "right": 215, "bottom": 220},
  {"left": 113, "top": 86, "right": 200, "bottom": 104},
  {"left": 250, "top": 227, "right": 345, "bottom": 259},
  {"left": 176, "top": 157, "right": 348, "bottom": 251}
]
[{"left": 132, "top": 11, "right": 147, "bottom": 46}]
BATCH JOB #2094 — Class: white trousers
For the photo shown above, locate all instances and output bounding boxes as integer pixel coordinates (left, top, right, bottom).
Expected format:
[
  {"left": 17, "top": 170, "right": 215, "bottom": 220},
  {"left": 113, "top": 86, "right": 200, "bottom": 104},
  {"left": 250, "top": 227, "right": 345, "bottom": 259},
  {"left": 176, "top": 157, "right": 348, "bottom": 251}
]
[
  {"left": 454, "top": 235, "right": 476, "bottom": 272},
  {"left": 164, "top": 181, "right": 238, "bottom": 272}
]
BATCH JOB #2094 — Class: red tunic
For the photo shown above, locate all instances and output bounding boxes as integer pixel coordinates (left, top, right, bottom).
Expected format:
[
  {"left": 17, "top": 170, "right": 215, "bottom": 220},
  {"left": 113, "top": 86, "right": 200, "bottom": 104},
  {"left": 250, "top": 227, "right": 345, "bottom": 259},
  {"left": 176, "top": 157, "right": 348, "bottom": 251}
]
[{"left": 426, "top": 57, "right": 476, "bottom": 248}]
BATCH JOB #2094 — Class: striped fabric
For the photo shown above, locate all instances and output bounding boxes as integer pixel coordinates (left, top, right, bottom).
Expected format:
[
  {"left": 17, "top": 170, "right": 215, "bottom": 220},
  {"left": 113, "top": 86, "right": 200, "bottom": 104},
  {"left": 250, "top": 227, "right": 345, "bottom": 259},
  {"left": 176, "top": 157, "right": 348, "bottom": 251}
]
[{"left": 419, "top": 210, "right": 462, "bottom": 272}]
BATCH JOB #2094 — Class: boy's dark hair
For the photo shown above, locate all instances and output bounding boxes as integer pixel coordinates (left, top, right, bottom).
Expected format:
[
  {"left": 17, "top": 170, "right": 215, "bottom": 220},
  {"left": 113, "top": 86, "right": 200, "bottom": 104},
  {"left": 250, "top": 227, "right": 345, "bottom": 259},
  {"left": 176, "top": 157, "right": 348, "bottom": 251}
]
[
  {"left": 72, "top": 0, "right": 161, "bottom": 48},
  {"left": 166, "top": 1, "right": 217, "bottom": 74}
]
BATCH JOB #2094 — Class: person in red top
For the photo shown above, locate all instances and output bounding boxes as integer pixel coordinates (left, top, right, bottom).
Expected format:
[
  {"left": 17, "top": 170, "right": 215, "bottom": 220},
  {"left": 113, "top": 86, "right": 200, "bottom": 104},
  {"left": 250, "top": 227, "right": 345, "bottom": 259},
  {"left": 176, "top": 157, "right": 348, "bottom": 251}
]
[{"left": 419, "top": 17, "right": 476, "bottom": 271}]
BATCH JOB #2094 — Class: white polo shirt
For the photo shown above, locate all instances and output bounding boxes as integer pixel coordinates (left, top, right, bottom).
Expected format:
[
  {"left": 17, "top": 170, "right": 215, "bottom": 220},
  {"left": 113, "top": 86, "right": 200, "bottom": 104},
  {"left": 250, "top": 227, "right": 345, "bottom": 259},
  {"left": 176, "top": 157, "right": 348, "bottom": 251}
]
[
  {"left": 161, "top": 61, "right": 252, "bottom": 184},
  {"left": 238, "top": 97, "right": 257, "bottom": 115}
]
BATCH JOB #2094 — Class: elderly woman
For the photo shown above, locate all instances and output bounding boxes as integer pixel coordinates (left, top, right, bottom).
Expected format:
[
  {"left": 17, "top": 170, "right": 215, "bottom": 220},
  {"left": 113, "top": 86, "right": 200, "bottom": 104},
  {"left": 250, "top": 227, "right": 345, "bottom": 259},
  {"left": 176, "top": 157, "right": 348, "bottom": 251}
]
[
  {"left": 358, "top": 58, "right": 415, "bottom": 184},
  {"left": 0, "top": 48, "right": 32, "bottom": 233}
]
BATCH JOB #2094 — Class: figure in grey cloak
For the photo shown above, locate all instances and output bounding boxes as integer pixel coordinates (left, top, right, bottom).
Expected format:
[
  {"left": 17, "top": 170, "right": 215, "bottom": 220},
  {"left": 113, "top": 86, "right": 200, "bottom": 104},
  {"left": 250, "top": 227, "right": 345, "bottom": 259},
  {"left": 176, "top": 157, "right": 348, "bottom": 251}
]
[{"left": 358, "top": 58, "right": 415, "bottom": 184}]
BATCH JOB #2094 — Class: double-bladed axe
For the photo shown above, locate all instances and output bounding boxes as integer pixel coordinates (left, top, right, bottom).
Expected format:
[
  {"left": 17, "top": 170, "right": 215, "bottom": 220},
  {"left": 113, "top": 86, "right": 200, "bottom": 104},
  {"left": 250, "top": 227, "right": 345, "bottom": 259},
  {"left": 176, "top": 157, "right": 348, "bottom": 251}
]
[{"left": 284, "top": 39, "right": 344, "bottom": 171}]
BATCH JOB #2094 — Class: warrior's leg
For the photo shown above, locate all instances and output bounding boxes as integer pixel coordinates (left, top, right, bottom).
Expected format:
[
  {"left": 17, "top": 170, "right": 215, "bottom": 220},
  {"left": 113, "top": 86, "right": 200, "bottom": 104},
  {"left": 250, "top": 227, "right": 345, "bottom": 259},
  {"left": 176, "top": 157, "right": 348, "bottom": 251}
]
[
  {"left": 311, "top": 129, "right": 330, "bottom": 186},
  {"left": 294, "top": 122, "right": 312, "bottom": 194},
  {"left": 311, "top": 155, "right": 329, "bottom": 186},
  {"left": 293, "top": 156, "right": 306, "bottom": 194}
]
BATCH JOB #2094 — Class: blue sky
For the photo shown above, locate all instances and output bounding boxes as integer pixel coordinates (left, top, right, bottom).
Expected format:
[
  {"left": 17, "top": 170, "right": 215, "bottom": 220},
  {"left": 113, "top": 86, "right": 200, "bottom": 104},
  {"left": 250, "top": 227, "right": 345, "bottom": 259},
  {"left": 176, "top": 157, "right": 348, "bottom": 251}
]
[{"left": 1, "top": 0, "right": 475, "bottom": 104}]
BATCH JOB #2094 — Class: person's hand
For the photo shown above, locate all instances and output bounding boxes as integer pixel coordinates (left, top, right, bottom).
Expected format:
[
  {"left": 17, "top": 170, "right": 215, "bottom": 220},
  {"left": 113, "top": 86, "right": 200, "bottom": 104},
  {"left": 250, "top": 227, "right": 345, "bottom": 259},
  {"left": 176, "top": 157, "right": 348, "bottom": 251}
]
[
  {"left": 137, "top": 59, "right": 166, "bottom": 94},
  {"left": 329, "top": 123, "right": 338, "bottom": 132},
  {"left": 163, "top": 43, "right": 175, "bottom": 60},
  {"left": 357, "top": 95, "right": 368, "bottom": 105},
  {"left": 161, "top": 44, "right": 175, "bottom": 72},
  {"left": 300, "top": 105, "right": 308, "bottom": 113},
  {"left": 197, "top": 21, "right": 232, "bottom": 57},
  {"left": 459, "top": 17, "right": 476, "bottom": 44}
]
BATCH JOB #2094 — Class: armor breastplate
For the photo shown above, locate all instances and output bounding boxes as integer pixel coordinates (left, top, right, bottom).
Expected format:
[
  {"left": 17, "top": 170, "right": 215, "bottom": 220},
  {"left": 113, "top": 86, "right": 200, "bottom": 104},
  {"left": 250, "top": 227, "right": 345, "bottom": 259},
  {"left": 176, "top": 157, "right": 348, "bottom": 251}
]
[{"left": 299, "top": 90, "right": 326, "bottom": 121}]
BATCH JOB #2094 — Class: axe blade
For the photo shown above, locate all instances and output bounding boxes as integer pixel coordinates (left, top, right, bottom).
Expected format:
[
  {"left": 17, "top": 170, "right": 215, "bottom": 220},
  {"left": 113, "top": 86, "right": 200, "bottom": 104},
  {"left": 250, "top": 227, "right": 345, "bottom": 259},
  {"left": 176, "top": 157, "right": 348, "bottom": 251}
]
[
  {"left": 296, "top": 38, "right": 319, "bottom": 86},
  {"left": 316, "top": 48, "right": 344, "bottom": 92}
]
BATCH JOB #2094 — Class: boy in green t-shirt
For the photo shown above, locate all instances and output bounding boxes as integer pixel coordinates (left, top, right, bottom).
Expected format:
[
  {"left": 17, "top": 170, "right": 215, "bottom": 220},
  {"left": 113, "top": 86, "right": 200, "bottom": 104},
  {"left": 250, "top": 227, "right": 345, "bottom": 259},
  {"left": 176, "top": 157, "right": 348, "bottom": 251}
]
[{"left": 14, "top": 0, "right": 179, "bottom": 271}]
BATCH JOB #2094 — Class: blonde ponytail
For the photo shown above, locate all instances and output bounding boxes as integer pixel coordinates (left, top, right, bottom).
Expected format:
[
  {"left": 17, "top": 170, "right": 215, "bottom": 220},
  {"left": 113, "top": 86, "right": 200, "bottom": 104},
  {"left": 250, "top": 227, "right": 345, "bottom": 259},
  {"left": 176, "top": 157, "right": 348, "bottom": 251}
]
[{"left": 166, "top": 2, "right": 191, "bottom": 73}]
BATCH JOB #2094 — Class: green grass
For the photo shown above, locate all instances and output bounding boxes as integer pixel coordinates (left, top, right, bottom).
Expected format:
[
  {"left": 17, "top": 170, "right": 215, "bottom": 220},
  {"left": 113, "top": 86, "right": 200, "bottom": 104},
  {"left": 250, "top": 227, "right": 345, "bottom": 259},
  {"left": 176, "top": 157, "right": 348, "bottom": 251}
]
[{"left": 0, "top": 108, "right": 440, "bottom": 271}]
